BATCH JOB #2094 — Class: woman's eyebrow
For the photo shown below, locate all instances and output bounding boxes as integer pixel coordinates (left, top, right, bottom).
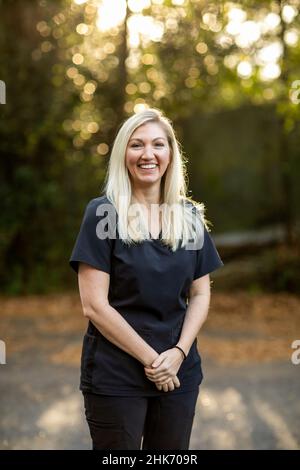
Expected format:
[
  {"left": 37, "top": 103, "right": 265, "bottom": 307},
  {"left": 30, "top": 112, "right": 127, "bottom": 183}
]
[{"left": 129, "top": 137, "right": 167, "bottom": 142}]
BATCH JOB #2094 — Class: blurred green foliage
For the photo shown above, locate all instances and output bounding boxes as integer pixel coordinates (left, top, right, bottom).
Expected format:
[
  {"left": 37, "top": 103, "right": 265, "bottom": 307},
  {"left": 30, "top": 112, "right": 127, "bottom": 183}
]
[{"left": 0, "top": 0, "right": 299, "bottom": 294}]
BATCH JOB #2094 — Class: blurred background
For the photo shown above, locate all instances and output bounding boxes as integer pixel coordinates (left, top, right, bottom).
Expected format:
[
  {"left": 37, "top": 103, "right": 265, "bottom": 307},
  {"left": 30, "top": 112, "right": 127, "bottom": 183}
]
[{"left": 0, "top": 0, "right": 299, "bottom": 450}]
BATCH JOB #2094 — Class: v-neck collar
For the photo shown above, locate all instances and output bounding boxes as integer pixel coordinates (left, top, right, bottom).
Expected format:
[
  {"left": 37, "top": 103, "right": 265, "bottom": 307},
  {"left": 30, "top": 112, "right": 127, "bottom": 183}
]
[{"left": 149, "top": 229, "right": 162, "bottom": 241}]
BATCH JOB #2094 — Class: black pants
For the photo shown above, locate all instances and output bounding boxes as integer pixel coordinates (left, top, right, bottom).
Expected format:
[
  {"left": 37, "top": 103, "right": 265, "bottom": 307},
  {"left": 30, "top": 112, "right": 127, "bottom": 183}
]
[{"left": 83, "top": 388, "right": 199, "bottom": 450}]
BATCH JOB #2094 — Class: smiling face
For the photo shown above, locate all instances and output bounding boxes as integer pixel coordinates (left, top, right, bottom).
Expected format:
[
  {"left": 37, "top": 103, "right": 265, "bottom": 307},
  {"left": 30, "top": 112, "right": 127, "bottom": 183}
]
[{"left": 125, "top": 121, "right": 171, "bottom": 189}]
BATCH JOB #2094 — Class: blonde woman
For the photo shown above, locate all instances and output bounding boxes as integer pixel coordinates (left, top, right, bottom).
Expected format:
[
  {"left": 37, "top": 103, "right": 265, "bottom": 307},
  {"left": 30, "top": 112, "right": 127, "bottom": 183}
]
[{"left": 69, "top": 108, "right": 224, "bottom": 450}]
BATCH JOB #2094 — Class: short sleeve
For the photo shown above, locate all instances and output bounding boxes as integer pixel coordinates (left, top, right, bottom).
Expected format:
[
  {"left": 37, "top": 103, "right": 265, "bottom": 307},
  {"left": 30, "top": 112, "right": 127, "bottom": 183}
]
[
  {"left": 193, "top": 225, "right": 224, "bottom": 280},
  {"left": 69, "top": 198, "right": 115, "bottom": 274}
]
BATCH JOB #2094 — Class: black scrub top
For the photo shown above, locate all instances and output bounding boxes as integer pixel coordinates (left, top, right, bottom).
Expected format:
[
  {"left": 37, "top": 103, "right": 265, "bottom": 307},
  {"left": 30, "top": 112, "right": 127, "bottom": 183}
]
[{"left": 69, "top": 195, "right": 224, "bottom": 396}]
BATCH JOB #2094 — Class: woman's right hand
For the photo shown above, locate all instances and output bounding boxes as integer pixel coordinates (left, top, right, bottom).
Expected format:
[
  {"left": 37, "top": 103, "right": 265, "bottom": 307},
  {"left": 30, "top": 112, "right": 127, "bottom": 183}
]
[
  {"left": 144, "top": 352, "right": 181, "bottom": 392},
  {"left": 155, "top": 375, "right": 180, "bottom": 392}
]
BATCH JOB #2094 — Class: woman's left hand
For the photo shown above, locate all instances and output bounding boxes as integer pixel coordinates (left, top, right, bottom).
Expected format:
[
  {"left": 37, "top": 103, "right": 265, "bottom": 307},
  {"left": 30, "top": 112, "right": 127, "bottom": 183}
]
[{"left": 144, "top": 348, "right": 184, "bottom": 385}]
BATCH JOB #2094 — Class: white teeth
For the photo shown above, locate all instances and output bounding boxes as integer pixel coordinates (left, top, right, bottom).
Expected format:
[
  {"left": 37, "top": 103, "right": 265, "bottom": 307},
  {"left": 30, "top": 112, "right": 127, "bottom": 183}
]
[{"left": 139, "top": 164, "right": 157, "bottom": 169}]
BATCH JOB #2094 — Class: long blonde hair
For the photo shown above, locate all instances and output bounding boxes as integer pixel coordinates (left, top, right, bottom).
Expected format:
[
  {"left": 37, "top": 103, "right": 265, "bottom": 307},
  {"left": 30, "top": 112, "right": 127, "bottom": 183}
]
[{"left": 102, "top": 107, "right": 208, "bottom": 251}]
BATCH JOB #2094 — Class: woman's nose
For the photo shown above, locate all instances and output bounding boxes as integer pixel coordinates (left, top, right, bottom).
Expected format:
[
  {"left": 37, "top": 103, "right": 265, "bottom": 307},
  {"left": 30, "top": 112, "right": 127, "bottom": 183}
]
[{"left": 143, "top": 145, "right": 155, "bottom": 158}]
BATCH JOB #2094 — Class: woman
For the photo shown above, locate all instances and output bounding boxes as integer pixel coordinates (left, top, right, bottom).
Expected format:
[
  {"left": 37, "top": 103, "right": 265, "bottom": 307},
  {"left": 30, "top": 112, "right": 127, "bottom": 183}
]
[{"left": 69, "top": 108, "right": 224, "bottom": 450}]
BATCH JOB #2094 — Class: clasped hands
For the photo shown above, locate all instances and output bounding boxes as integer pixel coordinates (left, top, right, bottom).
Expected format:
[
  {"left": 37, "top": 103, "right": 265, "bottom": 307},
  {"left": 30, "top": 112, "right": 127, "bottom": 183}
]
[{"left": 144, "top": 347, "right": 184, "bottom": 392}]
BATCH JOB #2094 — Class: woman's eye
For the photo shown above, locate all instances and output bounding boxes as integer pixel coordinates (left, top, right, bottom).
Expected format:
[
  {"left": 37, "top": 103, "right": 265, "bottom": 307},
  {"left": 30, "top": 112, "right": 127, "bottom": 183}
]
[{"left": 130, "top": 142, "right": 164, "bottom": 148}]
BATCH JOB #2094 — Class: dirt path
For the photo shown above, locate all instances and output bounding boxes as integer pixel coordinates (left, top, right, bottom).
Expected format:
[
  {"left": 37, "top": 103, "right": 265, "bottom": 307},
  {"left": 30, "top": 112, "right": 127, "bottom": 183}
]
[{"left": 0, "top": 292, "right": 299, "bottom": 449}]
